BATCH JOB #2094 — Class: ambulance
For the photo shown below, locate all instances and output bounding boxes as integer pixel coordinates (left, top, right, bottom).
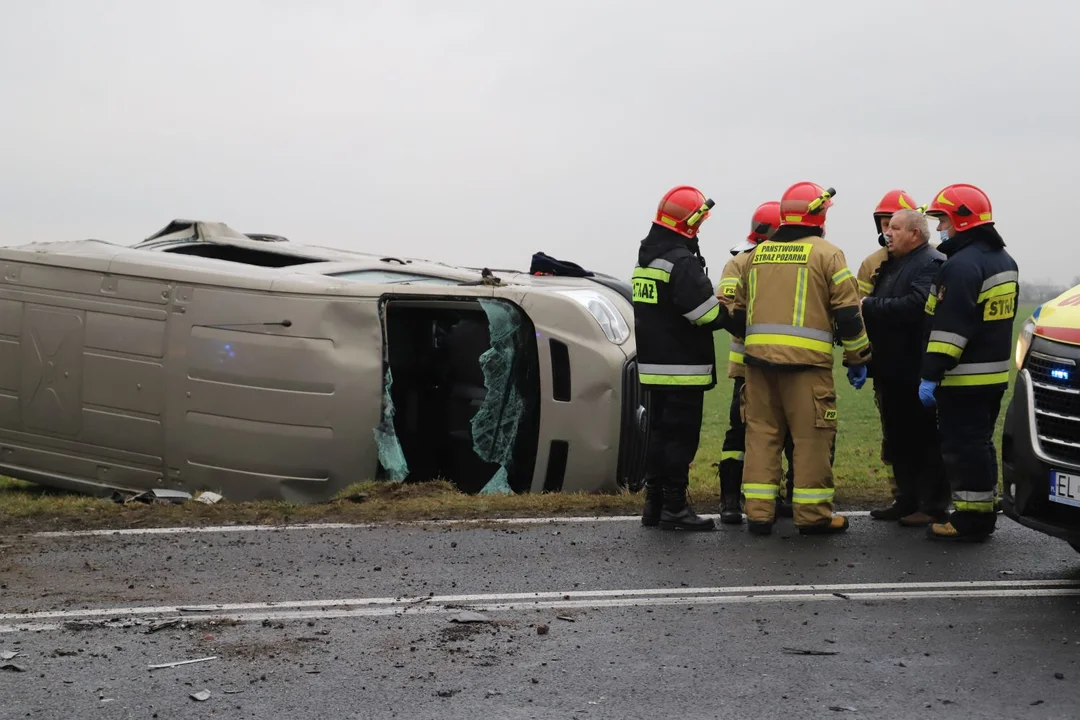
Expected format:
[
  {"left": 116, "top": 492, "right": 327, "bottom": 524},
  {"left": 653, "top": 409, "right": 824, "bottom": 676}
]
[{"left": 1002, "top": 284, "right": 1080, "bottom": 552}]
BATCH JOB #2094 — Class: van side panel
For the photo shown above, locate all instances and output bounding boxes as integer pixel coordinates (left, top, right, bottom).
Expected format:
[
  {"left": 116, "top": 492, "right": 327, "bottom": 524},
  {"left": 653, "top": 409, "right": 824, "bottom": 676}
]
[
  {"left": 0, "top": 259, "right": 384, "bottom": 503},
  {"left": 0, "top": 267, "right": 169, "bottom": 494},
  {"left": 166, "top": 286, "right": 383, "bottom": 502}
]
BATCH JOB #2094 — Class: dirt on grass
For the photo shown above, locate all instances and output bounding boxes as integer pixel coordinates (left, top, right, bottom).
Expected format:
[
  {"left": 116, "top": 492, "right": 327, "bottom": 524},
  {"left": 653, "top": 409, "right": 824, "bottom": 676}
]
[{"left": 0, "top": 474, "right": 894, "bottom": 536}]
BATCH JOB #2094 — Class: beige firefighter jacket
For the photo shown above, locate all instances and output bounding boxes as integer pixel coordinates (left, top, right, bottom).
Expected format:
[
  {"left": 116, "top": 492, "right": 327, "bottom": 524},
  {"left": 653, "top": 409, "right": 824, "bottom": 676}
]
[
  {"left": 733, "top": 233, "right": 872, "bottom": 369},
  {"left": 857, "top": 246, "right": 890, "bottom": 298},
  {"left": 717, "top": 250, "right": 754, "bottom": 379}
]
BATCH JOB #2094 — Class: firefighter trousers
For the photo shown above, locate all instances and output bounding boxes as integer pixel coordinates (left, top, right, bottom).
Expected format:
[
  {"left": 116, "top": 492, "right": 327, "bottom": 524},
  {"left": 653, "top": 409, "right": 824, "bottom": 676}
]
[
  {"left": 936, "top": 387, "right": 1005, "bottom": 535},
  {"left": 720, "top": 377, "right": 793, "bottom": 502},
  {"left": 878, "top": 382, "right": 950, "bottom": 516},
  {"left": 743, "top": 364, "right": 837, "bottom": 526},
  {"left": 643, "top": 388, "right": 705, "bottom": 488}
]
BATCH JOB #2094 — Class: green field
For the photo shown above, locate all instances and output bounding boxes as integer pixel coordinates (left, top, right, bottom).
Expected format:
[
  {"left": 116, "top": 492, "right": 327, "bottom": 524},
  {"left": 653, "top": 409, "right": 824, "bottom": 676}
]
[{"left": 0, "top": 306, "right": 1036, "bottom": 532}]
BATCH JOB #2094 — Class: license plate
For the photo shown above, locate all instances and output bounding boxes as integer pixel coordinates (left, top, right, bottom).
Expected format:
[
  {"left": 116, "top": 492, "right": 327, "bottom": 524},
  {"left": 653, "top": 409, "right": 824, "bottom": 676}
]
[{"left": 1050, "top": 470, "right": 1080, "bottom": 508}]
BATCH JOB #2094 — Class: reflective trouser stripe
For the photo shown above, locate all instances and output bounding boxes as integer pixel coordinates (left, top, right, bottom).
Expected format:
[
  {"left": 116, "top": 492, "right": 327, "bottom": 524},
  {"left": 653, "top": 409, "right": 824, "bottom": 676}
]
[
  {"left": 954, "top": 490, "right": 996, "bottom": 513},
  {"left": 743, "top": 483, "right": 778, "bottom": 500},
  {"left": 793, "top": 487, "right": 836, "bottom": 504},
  {"left": 721, "top": 451, "right": 745, "bottom": 462}
]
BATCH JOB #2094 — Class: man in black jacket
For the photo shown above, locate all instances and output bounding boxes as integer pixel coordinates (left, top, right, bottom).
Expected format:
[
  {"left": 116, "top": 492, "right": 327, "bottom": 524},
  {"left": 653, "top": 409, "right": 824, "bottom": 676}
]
[
  {"left": 860, "top": 208, "right": 950, "bottom": 525},
  {"left": 633, "top": 185, "right": 729, "bottom": 531}
]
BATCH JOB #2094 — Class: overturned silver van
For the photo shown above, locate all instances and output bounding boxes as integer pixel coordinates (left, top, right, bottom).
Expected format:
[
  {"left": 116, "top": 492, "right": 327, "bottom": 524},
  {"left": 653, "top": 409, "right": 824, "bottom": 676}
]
[{"left": 0, "top": 220, "right": 648, "bottom": 502}]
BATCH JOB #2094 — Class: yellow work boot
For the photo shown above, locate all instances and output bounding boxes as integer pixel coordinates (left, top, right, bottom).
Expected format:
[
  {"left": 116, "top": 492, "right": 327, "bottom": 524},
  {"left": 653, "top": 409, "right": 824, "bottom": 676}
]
[
  {"left": 927, "top": 521, "right": 990, "bottom": 543},
  {"left": 797, "top": 515, "right": 849, "bottom": 536}
]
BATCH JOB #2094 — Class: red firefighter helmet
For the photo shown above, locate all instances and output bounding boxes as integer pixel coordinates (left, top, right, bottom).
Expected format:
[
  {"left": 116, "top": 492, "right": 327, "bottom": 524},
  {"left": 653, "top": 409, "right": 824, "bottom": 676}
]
[
  {"left": 731, "top": 200, "right": 781, "bottom": 254},
  {"left": 926, "top": 183, "right": 994, "bottom": 232},
  {"left": 653, "top": 185, "right": 713, "bottom": 239},
  {"left": 779, "top": 181, "right": 834, "bottom": 228},
  {"left": 872, "top": 189, "right": 918, "bottom": 233}
]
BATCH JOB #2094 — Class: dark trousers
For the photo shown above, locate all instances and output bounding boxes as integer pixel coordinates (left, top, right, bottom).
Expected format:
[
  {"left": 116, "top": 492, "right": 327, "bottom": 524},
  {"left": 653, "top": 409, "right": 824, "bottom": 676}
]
[
  {"left": 878, "top": 382, "right": 950, "bottom": 515},
  {"left": 937, "top": 387, "right": 1006, "bottom": 534},
  {"left": 644, "top": 388, "right": 705, "bottom": 488},
  {"left": 720, "top": 376, "right": 795, "bottom": 501}
]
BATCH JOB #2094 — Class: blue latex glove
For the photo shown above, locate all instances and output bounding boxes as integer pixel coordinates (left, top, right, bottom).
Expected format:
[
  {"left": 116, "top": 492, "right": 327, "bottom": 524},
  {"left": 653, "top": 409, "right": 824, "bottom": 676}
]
[
  {"left": 918, "top": 379, "right": 938, "bottom": 407},
  {"left": 847, "top": 364, "right": 867, "bottom": 390}
]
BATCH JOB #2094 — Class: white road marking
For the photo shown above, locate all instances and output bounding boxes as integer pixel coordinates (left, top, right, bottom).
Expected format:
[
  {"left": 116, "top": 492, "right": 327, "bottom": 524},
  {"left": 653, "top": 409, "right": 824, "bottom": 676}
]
[
  {"left": 2, "top": 578, "right": 1076, "bottom": 633},
  {"left": 19, "top": 511, "right": 875, "bottom": 539}
]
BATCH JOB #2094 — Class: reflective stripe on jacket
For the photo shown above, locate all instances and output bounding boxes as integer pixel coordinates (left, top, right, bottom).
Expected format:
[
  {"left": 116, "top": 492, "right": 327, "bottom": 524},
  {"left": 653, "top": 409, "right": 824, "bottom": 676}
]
[
  {"left": 731, "top": 231, "right": 872, "bottom": 369},
  {"left": 922, "top": 234, "right": 1019, "bottom": 388}
]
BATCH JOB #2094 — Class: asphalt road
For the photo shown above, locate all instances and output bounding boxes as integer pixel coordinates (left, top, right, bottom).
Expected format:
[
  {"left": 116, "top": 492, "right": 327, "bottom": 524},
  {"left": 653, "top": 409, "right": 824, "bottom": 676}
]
[{"left": 2, "top": 513, "right": 1079, "bottom": 719}]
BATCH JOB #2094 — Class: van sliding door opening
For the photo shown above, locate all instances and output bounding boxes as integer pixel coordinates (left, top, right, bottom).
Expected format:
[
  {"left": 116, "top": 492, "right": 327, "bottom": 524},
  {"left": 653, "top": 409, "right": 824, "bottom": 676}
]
[{"left": 375, "top": 298, "right": 541, "bottom": 494}]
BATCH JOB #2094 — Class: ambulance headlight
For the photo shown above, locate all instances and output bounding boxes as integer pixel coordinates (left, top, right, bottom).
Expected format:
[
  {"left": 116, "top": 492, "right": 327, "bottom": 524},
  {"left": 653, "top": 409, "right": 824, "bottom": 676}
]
[
  {"left": 555, "top": 289, "right": 631, "bottom": 345},
  {"left": 1014, "top": 310, "right": 1039, "bottom": 370}
]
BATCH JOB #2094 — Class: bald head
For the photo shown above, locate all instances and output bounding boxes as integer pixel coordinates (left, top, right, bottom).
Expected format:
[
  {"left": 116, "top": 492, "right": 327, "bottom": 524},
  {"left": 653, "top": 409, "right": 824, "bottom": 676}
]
[{"left": 885, "top": 209, "right": 930, "bottom": 257}]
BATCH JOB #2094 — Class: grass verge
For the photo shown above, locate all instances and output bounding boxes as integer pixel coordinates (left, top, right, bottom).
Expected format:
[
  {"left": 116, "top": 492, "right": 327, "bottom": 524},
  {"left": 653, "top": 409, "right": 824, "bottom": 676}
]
[{"left": 0, "top": 306, "right": 1033, "bottom": 534}]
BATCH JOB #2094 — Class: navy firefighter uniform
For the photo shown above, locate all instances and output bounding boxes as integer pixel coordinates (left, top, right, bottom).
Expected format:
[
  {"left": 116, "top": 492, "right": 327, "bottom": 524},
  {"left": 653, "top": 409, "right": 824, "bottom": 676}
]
[
  {"left": 920, "top": 183, "right": 1019, "bottom": 541},
  {"left": 633, "top": 185, "right": 729, "bottom": 531}
]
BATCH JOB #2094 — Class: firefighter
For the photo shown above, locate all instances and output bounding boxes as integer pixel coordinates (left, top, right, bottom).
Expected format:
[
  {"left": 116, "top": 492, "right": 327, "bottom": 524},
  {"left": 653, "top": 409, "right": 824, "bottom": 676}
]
[
  {"left": 861, "top": 189, "right": 920, "bottom": 520},
  {"left": 920, "top": 183, "right": 1018, "bottom": 541},
  {"left": 715, "top": 201, "right": 795, "bottom": 524},
  {"left": 634, "top": 185, "right": 730, "bottom": 531},
  {"left": 730, "top": 182, "right": 871, "bottom": 535}
]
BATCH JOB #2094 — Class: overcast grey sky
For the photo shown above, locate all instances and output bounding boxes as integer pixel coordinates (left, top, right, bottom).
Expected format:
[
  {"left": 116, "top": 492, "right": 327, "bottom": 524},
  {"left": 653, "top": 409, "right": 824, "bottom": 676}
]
[{"left": 1, "top": 1, "right": 1076, "bottom": 284}]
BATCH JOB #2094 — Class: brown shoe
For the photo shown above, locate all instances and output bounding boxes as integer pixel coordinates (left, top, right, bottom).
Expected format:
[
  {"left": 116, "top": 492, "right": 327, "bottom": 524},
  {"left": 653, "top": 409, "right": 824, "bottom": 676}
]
[
  {"left": 927, "top": 521, "right": 991, "bottom": 543},
  {"left": 798, "top": 515, "right": 849, "bottom": 535},
  {"left": 899, "top": 511, "right": 937, "bottom": 527}
]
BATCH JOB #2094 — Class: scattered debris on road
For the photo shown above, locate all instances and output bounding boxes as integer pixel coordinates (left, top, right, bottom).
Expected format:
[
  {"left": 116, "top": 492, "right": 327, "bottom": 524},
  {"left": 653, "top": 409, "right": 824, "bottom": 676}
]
[
  {"left": 537, "top": 624, "right": 549, "bottom": 635},
  {"left": 556, "top": 615, "right": 576, "bottom": 623},
  {"left": 195, "top": 491, "right": 224, "bottom": 505},
  {"left": 449, "top": 611, "right": 490, "bottom": 624},
  {"left": 146, "top": 619, "right": 181, "bottom": 634},
  {"left": 148, "top": 656, "right": 217, "bottom": 670},
  {"left": 190, "top": 689, "right": 211, "bottom": 702},
  {"left": 829, "top": 706, "right": 857, "bottom": 712},
  {"left": 1, "top": 662, "right": 26, "bottom": 672},
  {"left": 1, "top": 651, "right": 19, "bottom": 661},
  {"left": 783, "top": 647, "right": 840, "bottom": 656}
]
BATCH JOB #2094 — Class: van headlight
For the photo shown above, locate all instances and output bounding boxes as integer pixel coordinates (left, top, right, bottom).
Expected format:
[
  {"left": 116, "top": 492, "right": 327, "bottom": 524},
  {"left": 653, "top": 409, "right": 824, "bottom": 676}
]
[
  {"left": 1015, "top": 313, "right": 1037, "bottom": 370},
  {"left": 555, "top": 289, "right": 631, "bottom": 345}
]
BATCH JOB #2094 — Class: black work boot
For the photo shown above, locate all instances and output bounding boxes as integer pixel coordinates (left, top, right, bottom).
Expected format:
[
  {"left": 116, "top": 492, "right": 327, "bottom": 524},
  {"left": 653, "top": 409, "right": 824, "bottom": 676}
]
[
  {"left": 659, "top": 482, "right": 716, "bottom": 531},
  {"left": 717, "top": 461, "right": 744, "bottom": 525},
  {"left": 641, "top": 479, "right": 664, "bottom": 527}
]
